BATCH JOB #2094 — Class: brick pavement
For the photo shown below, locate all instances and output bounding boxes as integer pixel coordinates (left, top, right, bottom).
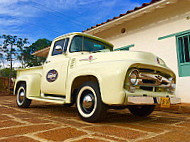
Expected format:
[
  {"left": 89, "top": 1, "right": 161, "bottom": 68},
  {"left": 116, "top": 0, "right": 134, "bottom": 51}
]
[{"left": 0, "top": 95, "right": 190, "bottom": 142}]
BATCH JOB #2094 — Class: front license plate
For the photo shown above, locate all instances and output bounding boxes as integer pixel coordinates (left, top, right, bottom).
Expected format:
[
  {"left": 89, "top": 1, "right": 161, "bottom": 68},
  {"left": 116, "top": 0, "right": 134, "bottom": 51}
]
[{"left": 160, "top": 97, "right": 170, "bottom": 108}]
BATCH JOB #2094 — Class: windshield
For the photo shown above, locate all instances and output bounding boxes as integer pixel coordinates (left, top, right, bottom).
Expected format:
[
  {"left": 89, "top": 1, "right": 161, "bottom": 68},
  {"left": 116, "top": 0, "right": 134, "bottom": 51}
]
[{"left": 70, "top": 35, "right": 113, "bottom": 53}]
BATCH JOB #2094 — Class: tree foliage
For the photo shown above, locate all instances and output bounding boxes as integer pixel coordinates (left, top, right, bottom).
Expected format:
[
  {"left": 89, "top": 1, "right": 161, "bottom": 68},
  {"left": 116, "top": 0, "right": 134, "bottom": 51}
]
[
  {"left": 0, "top": 34, "right": 28, "bottom": 90},
  {"left": 0, "top": 68, "right": 16, "bottom": 78},
  {"left": 0, "top": 35, "right": 28, "bottom": 62},
  {"left": 19, "top": 38, "right": 51, "bottom": 67}
]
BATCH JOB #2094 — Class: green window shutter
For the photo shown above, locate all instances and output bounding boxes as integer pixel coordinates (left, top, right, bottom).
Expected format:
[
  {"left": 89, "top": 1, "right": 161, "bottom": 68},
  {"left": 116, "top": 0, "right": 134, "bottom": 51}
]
[
  {"left": 114, "top": 44, "right": 134, "bottom": 51},
  {"left": 176, "top": 32, "right": 190, "bottom": 77},
  {"left": 158, "top": 29, "right": 190, "bottom": 40}
]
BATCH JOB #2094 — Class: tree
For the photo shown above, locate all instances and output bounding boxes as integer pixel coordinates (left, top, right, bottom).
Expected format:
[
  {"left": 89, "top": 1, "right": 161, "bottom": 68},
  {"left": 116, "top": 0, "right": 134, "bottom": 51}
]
[
  {"left": 0, "top": 68, "right": 16, "bottom": 78},
  {"left": 18, "top": 39, "right": 51, "bottom": 67},
  {"left": 0, "top": 34, "right": 28, "bottom": 90},
  {"left": 16, "top": 38, "right": 29, "bottom": 67},
  {"left": 0, "top": 53, "right": 4, "bottom": 68}
]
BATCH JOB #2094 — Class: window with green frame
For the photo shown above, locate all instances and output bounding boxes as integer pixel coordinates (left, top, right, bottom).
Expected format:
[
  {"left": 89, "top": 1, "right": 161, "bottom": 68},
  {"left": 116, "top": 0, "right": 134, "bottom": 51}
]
[
  {"left": 176, "top": 32, "right": 190, "bottom": 77},
  {"left": 114, "top": 44, "right": 134, "bottom": 51}
]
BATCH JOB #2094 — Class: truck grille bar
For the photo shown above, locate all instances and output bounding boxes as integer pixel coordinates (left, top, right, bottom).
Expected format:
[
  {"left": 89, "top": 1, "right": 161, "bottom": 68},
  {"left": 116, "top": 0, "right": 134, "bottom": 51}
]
[{"left": 138, "top": 73, "right": 170, "bottom": 88}]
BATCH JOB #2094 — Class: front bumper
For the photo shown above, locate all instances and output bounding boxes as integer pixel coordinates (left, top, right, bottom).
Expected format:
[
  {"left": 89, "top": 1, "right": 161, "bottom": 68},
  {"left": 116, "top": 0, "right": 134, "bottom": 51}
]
[{"left": 127, "top": 96, "right": 181, "bottom": 105}]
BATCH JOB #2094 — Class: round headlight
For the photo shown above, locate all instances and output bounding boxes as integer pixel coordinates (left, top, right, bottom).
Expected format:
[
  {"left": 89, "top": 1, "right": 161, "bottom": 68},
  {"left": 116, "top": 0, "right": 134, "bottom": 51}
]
[
  {"left": 169, "top": 77, "right": 176, "bottom": 89},
  {"left": 129, "top": 69, "right": 139, "bottom": 85}
]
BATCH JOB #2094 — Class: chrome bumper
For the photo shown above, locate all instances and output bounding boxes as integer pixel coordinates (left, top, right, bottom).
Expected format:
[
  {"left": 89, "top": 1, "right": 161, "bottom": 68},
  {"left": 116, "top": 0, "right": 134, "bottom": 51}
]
[{"left": 127, "top": 96, "right": 181, "bottom": 105}]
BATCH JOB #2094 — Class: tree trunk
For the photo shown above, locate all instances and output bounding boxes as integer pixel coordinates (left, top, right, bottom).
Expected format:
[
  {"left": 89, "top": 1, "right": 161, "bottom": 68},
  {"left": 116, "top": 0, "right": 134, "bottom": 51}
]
[{"left": 8, "top": 44, "right": 13, "bottom": 93}]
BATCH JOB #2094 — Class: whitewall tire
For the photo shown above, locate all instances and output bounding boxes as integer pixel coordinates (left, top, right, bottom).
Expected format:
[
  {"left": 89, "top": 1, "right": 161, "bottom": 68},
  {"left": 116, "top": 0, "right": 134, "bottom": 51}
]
[
  {"left": 76, "top": 82, "right": 107, "bottom": 122},
  {"left": 16, "top": 83, "right": 31, "bottom": 108}
]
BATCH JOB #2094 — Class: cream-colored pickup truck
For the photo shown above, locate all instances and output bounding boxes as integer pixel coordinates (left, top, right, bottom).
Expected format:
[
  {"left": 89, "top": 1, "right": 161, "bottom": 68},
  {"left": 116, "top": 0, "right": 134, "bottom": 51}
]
[{"left": 14, "top": 32, "right": 180, "bottom": 122}]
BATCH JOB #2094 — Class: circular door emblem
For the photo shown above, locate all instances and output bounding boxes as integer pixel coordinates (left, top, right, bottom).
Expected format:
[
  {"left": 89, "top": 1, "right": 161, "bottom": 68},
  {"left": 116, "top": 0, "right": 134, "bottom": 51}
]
[{"left": 46, "top": 69, "right": 58, "bottom": 82}]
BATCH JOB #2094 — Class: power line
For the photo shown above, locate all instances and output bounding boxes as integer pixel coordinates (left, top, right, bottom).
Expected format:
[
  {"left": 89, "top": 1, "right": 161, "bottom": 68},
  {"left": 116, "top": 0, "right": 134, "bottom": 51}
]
[
  {"left": 30, "top": 1, "right": 85, "bottom": 28},
  {"left": 9, "top": 16, "right": 63, "bottom": 35},
  {"left": 0, "top": 25, "right": 54, "bottom": 46}
]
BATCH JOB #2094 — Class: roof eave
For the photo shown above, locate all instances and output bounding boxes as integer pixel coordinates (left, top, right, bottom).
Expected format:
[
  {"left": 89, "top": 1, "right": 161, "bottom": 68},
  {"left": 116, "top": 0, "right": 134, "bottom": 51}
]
[
  {"left": 84, "top": 0, "right": 177, "bottom": 34},
  {"left": 32, "top": 46, "right": 50, "bottom": 57}
]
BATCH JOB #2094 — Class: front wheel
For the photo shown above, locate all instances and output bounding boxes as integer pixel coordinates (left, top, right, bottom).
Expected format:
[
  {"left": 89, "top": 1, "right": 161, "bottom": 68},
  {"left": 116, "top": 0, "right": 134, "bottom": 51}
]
[
  {"left": 128, "top": 105, "right": 155, "bottom": 117},
  {"left": 16, "top": 83, "right": 31, "bottom": 108},
  {"left": 76, "top": 82, "right": 107, "bottom": 122}
]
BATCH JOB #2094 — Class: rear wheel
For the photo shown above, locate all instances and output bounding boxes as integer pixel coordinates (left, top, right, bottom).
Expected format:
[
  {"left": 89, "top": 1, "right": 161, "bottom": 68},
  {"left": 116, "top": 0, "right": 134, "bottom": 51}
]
[
  {"left": 16, "top": 83, "right": 31, "bottom": 108},
  {"left": 76, "top": 82, "right": 107, "bottom": 122},
  {"left": 128, "top": 105, "right": 155, "bottom": 117}
]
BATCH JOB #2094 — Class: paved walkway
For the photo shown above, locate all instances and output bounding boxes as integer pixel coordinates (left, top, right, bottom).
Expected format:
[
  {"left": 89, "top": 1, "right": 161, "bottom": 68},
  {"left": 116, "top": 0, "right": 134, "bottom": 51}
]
[{"left": 0, "top": 95, "right": 190, "bottom": 142}]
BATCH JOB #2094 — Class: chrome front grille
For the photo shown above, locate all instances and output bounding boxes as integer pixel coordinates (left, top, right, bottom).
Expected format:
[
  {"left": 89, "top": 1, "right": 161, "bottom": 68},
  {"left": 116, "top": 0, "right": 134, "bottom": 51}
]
[
  {"left": 125, "top": 68, "right": 175, "bottom": 94},
  {"left": 138, "top": 73, "right": 170, "bottom": 88}
]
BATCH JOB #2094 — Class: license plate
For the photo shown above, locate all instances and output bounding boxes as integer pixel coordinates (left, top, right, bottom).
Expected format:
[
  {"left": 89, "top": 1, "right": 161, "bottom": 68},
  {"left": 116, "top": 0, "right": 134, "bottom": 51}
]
[{"left": 160, "top": 97, "right": 170, "bottom": 108}]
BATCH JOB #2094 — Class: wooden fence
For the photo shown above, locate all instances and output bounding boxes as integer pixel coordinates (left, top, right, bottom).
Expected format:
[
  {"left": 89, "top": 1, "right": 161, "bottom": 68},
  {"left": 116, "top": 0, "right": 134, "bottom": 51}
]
[{"left": 0, "top": 77, "right": 14, "bottom": 92}]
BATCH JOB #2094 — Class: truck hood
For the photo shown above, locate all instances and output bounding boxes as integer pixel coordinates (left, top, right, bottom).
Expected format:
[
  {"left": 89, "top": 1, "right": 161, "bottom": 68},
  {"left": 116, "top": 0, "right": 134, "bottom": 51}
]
[{"left": 76, "top": 51, "right": 165, "bottom": 67}]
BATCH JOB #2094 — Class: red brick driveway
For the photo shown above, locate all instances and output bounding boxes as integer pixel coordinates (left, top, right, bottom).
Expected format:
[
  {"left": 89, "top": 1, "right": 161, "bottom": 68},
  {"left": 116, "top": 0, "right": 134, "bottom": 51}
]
[{"left": 0, "top": 95, "right": 190, "bottom": 142}]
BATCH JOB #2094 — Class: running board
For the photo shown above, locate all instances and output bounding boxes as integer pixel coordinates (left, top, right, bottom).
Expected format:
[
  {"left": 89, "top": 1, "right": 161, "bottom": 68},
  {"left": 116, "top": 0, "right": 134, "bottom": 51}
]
[{"left": 28, "top": 96, "right": 66, "bottom": 104}]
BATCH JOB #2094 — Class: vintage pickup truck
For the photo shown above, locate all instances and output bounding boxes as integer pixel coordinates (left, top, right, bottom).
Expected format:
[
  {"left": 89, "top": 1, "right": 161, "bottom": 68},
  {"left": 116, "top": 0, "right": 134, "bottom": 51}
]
[{"left": 14, "top": 32, "right": 180, "bottom": 122}]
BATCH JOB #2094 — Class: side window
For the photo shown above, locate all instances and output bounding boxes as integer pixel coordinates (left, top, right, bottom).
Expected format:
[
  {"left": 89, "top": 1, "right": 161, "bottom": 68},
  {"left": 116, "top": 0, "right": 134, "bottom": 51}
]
[
  {"left": 52, "top": 39, "right": 65, "bottom": 56},
  {"left": 52, "top": 38, "right": 69, "bottom": 56},
  {"left": 176, "top": 33, "right": 190, "bottom": 77}
]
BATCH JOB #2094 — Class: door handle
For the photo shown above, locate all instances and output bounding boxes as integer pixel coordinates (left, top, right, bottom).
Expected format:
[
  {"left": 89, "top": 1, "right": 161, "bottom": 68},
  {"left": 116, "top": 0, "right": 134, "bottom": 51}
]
[{"left": 45, "top": 60, "right": 51, "bottom": 64}]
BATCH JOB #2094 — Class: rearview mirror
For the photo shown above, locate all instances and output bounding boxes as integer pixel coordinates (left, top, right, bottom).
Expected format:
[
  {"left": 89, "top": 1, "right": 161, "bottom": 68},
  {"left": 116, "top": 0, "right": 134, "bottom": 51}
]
[{"left": 55, "top": 45, "right": 62, "bottom": 51}]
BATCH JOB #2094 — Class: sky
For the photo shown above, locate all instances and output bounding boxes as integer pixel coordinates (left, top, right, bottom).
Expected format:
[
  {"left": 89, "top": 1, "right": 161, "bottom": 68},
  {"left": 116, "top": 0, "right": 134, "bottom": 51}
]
[
  {"left": 0, "top": 0, "right": 151, "bottom": 43},
  {"left": 0, "top": 0, "right": 150, "bottom": 67}
]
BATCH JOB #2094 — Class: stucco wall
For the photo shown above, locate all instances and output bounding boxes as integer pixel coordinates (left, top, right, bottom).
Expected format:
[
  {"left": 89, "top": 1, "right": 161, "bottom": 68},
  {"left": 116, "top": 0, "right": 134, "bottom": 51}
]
[{"left": 91, "top": 0, "right": 190, "bottom": 103}]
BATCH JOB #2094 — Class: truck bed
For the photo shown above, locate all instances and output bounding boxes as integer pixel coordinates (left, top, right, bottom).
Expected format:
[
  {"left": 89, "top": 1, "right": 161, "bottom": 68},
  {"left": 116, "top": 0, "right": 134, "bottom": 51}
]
[{"left": 17, "top": 66, "right": 43, "bottom": 78}]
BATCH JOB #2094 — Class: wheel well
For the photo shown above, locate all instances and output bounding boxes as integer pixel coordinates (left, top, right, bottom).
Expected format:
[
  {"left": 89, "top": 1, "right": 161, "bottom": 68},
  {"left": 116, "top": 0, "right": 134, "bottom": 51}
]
[
  {"left": 71, "top": 75, "right": 99, "bottom": 102},
  {"left": 15, "top": 81, "right": 26, "bottom": 95}
]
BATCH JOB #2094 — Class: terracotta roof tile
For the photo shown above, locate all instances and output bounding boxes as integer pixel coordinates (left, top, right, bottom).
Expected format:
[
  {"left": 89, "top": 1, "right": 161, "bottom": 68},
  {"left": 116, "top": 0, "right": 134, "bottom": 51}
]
[
  {"left": 142, "top": 3, "right": 150, "bottom": 6},
  {"left": 119, "top": 13, "right": 126, "bottom": 16},
  {"left": 113, "top": 16, "right": 119, "bottom": 19},
  {"left": 126, "top": 10, "right": 134, "bottom": 13},
  {"left": 83, "top": 0, "right": 162, "bottom": 32},
  {"left": 96, "top": 24, "right": 101, "bottom": 26},
  {"left": 106, "top": 19, "right": 113, "bottom": 22}
]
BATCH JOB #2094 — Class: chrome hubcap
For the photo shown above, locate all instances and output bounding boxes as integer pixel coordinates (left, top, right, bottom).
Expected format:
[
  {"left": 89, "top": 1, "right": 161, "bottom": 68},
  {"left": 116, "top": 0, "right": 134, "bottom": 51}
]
[
  {"left": 80, "top": 91, "right": 95, "bottom": 114},
  {"left": 83, "top": 95, "right": 93, "bottom": 109},
  {"left": 19, "top": 90, "right": 24, "bottom": 103}
]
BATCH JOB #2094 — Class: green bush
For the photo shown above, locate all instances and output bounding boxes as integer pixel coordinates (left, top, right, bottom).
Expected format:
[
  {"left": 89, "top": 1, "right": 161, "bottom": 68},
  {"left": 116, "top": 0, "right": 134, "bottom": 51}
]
[{"left": 0, "top": 68, "right": 16, "bottom": 78}]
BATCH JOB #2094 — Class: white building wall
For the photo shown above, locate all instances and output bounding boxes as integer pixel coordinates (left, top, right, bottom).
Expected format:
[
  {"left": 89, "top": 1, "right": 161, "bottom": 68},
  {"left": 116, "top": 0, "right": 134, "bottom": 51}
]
[
  {"left": 103, "top": 12, "right": 190, "bottom": 103},
  {"left": 88, "top": 0, "right": 190, "bottom": 103}
]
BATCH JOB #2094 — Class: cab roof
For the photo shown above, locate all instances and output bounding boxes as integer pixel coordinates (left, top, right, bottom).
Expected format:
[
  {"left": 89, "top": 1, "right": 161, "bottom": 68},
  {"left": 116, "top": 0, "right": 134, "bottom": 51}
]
[{"left": 54, "top": 32, "right": 114, "bottom": 48}]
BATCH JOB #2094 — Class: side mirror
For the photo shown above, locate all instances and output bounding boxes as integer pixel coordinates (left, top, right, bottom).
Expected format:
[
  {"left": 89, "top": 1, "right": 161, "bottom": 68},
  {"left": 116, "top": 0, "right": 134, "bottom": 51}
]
[{"left": 55, "top": 45, "right": 62, "bottom": 52}]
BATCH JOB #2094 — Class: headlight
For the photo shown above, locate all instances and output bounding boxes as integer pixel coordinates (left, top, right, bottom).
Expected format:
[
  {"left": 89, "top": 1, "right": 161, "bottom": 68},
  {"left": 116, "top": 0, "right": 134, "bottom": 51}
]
[
  {"left": 168, "top": 77, "right": 176, "bottom": 94},
  {"left": 169, "top": 77, "right": 176, "bottom": 89},
  {"left": 129, "top": 69, "right": 139, "bottom": 85}
]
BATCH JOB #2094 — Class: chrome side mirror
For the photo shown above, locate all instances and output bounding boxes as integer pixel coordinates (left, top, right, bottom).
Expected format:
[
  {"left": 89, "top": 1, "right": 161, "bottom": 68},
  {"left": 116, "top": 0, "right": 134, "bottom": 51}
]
[{"left": 55, "top": 45, "right": 62, "bottom": 51}]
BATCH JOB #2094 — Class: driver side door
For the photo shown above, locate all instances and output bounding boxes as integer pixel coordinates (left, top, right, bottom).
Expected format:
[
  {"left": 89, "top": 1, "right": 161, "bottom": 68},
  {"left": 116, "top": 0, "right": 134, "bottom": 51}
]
[{"left": 41, "top": 38, "right": 69, "bottom": 96}]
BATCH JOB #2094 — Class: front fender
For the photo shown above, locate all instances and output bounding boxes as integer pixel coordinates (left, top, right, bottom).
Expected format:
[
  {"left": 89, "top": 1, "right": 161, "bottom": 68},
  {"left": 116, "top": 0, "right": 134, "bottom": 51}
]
[
  {"left": 14, "top": 74, "right": 41, "bottom": 97},
  {"left": 67, "top": 61, "right": 134, "bottom": 105}
]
